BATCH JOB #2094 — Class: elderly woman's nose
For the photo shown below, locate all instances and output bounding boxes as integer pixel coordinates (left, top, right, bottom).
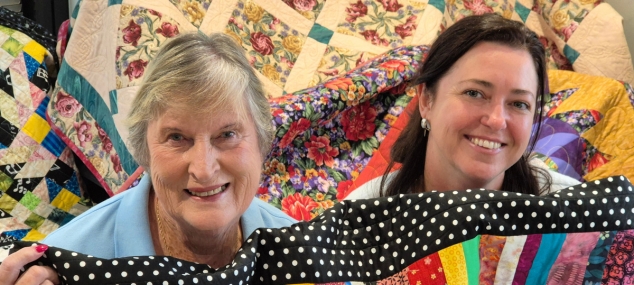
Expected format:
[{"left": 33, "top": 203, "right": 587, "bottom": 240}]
[
  {"left": 481, "top": 103, "right": 507, "bottom": 130},
  {"left": 188, "top": 142, "right": 218, "bottom": 182}
]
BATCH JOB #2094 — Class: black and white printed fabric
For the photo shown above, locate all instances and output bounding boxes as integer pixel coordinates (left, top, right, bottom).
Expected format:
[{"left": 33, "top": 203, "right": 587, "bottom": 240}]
[{"left": 6, "top": 175, "right": 634, "bottom": 284}]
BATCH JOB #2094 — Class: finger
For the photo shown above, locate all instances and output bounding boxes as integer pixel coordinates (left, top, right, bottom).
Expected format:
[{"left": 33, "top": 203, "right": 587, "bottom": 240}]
[
  {"left": 15, "top": 266, "right": 60, "bottom": 285},
  {"left": 0, "top": 245, "right": 48, "bottom": 285}
]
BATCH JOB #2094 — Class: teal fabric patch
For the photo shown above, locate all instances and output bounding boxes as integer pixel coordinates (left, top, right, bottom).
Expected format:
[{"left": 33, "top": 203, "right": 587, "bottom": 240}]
[
  {"left": 428, "top": 0, "right": 445, "bottom": 13},
  {"left": 57, "top": 60, "right": 138, "bottom": 175},
  {"left": 108, "top": 0, "right": 123, "bottom": 6},
  {"left": 525, "top": 233, "right": 566, "bottom": 284},
  {"left": 71, "top": 0, "right": 83, "bottom": 19},
  {"left": 308, "top": 24, "right": 333, "bottom": 44},
  {"left": 515, "top": 2, "right": 531, "bottom": 23},
  {"left": 109, "top": 90, "right": 118, "bottom": 115},
  {"left": 564, "top": 44, "right": 580, "bottom": 64}
]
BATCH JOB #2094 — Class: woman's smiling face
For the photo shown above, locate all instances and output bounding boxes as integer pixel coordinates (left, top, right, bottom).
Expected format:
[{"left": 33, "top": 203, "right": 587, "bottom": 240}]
[
  {"left": 146, "top": 102, "right": 263, "bottom": 235},
  {"left": 420, "top": 42, "right": 538, "bottom": 191}
]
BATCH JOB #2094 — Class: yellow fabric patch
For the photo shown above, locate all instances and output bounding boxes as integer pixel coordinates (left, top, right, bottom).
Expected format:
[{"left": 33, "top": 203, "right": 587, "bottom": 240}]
[
  {"left": 0, "top": 194, "right": 18, "bottom": 212},
  {"left": 438, "top": 243, "right": 468, "bottom": 284},
  {"left": 50, "top": 188, "right": 81, "bottom": 212},
  {"left": 21, "top": 114, "right": 50, "bottom": 143},
  {"left": 548, "top": 70, "right": 634, "bottom": 182},
  {"left": 22, "top": 229, "right": 46, "bottom": 241},
  {"left": 22, "top": 40, "right": 46, "bottom": 63}
]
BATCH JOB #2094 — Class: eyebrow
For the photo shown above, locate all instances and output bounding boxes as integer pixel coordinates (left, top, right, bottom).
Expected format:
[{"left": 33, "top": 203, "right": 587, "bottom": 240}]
[
  {"left": 460, "top": 79, "right": 535, "bottom": 97},
  {"left": 159, "top": 123, "right": 241, "bottom": 135}
]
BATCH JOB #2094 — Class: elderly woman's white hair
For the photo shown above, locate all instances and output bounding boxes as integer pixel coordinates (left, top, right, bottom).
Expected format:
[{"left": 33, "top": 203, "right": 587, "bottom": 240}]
[{"left": 127, "top": 32, "right": 274, "bottom": 169}]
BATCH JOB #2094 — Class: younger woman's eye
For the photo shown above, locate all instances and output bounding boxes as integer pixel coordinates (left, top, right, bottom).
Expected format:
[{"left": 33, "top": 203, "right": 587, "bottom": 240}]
[
  {"left": 513, "top": 101, "right": 530, "bottom": 110},
  {"left": 465, "top": 90, "right": 483, "bottom": 98}
]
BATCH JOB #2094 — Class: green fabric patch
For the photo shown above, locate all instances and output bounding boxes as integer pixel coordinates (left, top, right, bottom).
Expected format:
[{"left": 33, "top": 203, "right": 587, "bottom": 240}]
[
  {"left": 564, "top": 44, "right": 580, "bottom": 64},
  {"left": 20, "top": 191, "right": 41, "bottom": 211},
  {"left": 308, "top": 23, "right": 333, "bottom": 44},
  {"left": 2, "top": 37, "right": 24, "bottom": 57},
  {"left": 515, "top": 1, "right": 531, "bottom": 23},
  {"left": 428, "top": 0, "right": 445, "bottom": 13},
  {"left": 0, "top": 193, "right": 17, "bottom": 212},
  {"left": 0, "top": 26, "right": 15, "bottom": 36},
  {"left": 24, "top": 212, "right": 45, "bottom": 229},
  {"left": 0, "top": 172, "right": 12, "bottom": 191}
]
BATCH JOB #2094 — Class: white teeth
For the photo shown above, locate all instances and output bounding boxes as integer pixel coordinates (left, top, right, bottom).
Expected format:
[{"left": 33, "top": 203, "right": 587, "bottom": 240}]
[
  {"left": 189, "top": 185, "right": 227, "bottom": 197},
  {"left": 470, "top": 138, "right": 501, "bottom": 149}
]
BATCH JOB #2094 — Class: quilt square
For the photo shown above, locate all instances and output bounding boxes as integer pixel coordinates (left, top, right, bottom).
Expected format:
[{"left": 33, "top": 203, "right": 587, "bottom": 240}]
[
  {"left": 19, "top": 190, "right": 41, "bottom": 211},
  {"left": 0, "top": 116, "right": 18, "bottom": 147},
  {"left": 21, "top": 113, "right": 50, "bottom": 144},
  {"left": 46, "top": 207, "right": 67, "bottom": 225},
  {"left": 44, "top": 159, "right": 74, "bottom": 187},
  {"left": 1, "top": 37, "right": 23, "bottom": 57},
  {"left": 50, "top": 188, "right": 80, "bottom": 212}
]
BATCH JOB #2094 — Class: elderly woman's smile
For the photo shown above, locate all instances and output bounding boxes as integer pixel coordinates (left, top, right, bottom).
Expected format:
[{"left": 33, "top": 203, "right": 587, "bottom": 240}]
[{"left": 186, "top": 183, "right": 229, "bottom": 197}]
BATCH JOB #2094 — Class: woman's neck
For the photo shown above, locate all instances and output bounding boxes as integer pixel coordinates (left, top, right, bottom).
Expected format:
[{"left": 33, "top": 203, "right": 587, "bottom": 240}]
[
  {"left": 422, "top": 161, "right": 504, "bottom": 192},
  {"left": 149, "top": 191, "right": 242, "bottom": 268}
]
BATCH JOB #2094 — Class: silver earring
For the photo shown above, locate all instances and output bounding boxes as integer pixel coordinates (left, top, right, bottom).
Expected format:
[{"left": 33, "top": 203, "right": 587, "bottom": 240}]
[{"left": 421, "top": 118, "right": 430, "bottom": 136}]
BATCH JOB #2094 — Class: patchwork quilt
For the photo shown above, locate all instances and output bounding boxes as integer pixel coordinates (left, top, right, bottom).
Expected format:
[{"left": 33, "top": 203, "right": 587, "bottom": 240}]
[
  {"left": 0, "top": 26, "right": 88, "bottom": 249},
  {"left": 48, "top": 0, "right": 633, "bottom": 197},
  {"left": 6, "top": 175, "right": 634, "bottom": 284}
]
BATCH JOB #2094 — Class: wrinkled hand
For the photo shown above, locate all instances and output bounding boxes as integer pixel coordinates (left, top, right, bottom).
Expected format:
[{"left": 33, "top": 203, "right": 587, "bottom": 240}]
[{"left": 0, "top": 245, "right": 59, "bottom": 285}]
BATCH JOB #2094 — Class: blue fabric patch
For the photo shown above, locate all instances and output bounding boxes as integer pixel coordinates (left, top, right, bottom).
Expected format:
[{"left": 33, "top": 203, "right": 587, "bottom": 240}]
[
  {"left": 57, "top": 59, "right": 138, "bottom": 174},
  {"left": 41, "top": 131, "right": 66, "bottom": 157},
  {"left": 4, "top": 229, "right": 29, "bottom": 240},
  {"left": 60, "top": 213, "right": 76, "bottom": 226},
  {"left": 0, "top": 142, "right": 6, "bottom": 149},
  {"left": 46, "top": 177, "right": 63, "bottom": 201},
  {"left": 23, "top": 52, "right": 40, "bottom": 79},
  {"left": 63, "top": 173, "right": 81, "bottom": 197},
  {"left": 35, "top": 96, "right": 49, "bottom": 119},
  {"left": 525, "top": 233, "right": 567, "bottom": 284}
]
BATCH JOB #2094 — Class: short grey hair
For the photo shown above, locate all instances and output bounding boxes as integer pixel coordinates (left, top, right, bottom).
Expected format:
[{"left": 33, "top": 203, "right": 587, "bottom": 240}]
[{"left": 127, "top": 32, "right": 274, "bottom": 169}]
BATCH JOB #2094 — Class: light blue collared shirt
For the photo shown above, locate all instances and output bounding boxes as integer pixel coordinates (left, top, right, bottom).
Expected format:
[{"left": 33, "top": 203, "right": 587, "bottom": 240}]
[{"left": 43, "top": 174, "right": 296, "bottom": 258}]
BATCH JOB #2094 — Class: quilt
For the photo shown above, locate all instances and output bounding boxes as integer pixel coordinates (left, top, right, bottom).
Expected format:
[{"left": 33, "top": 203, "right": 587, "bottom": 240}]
[
  {"left": 5, "top": 175, "right": 634, "bottom": 284},
  {"left": 48, "top": 0, "right": 633, "bottom": 197},
  {"left": 0, "top": 26, "right": 89, "bottom": 250}
]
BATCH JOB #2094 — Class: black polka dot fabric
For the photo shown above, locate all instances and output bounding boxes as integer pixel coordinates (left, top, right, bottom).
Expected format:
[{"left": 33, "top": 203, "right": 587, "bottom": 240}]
[{"left": 6, "top": 175, "right": 634, "bottom": 284}]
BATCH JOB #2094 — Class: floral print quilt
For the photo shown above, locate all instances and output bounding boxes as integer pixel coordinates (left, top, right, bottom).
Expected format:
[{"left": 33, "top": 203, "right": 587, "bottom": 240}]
[{"left": 48, "top": 0, "right": 632, "bottom": 197}]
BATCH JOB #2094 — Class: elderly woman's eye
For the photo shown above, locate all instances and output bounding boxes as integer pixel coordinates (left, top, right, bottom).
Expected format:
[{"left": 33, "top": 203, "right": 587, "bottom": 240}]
[
  {"left": 221, "top": 131, "right": 236, "bottom": 138},
  {"left": 168, "top": 134, "right": 184, "bottom": 141}
]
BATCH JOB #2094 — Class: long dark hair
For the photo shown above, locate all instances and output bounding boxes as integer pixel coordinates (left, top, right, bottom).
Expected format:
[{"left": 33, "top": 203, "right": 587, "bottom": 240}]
[{"left": 382, "top": 13, "right": 550, "bottom": 196}]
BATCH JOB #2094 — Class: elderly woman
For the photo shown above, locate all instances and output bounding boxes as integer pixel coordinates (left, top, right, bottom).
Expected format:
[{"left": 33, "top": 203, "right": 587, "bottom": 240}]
[
  {"left": 346, "top": 14, "right": 579, "bottom": 200},
  {"left": 0, "top": 32, "right": 296, "bottom": 284}
]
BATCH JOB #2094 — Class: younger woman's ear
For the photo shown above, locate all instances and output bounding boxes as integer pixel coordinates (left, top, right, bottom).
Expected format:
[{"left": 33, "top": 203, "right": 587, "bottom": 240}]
[{"left": 418, "top": 84, "right": 432, "bottom": 118}]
